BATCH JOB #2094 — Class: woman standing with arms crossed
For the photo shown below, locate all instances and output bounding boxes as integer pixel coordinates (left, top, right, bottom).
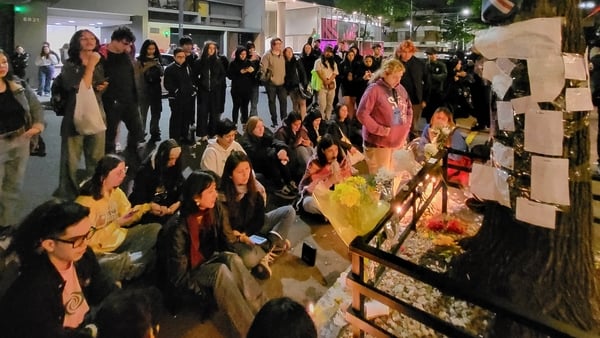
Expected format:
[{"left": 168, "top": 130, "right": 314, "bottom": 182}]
[
  {"left": 0, "top": 49, "right": 44, "bottom": 227},
  {"left": 356, "top": 58, "right": 413, "bottom": 174}
]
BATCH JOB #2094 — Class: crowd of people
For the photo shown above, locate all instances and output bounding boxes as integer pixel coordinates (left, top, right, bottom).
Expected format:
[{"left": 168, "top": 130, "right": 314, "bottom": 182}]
[{"left": 0, "top": 24, "right": 493, "bottom": 337}]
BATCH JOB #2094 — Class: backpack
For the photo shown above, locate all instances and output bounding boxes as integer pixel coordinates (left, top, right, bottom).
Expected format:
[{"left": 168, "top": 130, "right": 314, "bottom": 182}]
[{"left": 50, "top": 73, "right": 68, "bottom": 116}]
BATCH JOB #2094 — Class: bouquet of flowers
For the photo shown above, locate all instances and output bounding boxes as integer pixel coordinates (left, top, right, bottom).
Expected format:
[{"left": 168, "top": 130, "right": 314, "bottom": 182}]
[
  {"left": 314, "top": 176, "right": 389, "bottom": 245},
  {"left": 424, "top": 126, "right": 453, "bottom": 160}
]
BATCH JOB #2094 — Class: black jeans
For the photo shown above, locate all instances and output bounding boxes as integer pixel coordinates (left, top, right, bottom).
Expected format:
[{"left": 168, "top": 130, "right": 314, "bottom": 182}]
[
  {"left": 103, "top": 98, "right": 144, "bottom": 154},
  {"left": 197, "top": 89, "right": 221, "bottom": 138},
  {"left": 168, "top": 94, "right": 195, "bottom": 141},
  {"left": 265, "top": 84, "right": 287, "bottom": 126}
]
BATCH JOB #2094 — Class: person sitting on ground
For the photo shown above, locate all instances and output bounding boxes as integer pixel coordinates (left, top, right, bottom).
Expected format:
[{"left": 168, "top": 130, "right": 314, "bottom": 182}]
[
  {"left": 303, "top": 107, "right": 326, "bottom": 147},
  {"left": 0, "top": 200, "right": 116, "bottom": 338},
  {"left": 274, "top": 112, "right": 314, "bottom": 181},
  {"left": 418, "top": 106, "right": 470, "bottom": 186},
  {"left": 247, "top": 297, "right": 317, "bottom": 338},
  {"left": 200, "top": 118, "right": 246, "bottom": 177},
  {"left": 298, "top": 134, "right": 352, "bottom": 216},
  {"left": 129, "top": 139, "right": 184, "bottom": 225},
  {"left": 162, "top": 170, "right": 267, "bottom": 337},
  {"left": 220, "top": 151, "right": 295, "bottom": 280},
  {"left": 96, "top": 287, "right": 162, "bottom": 338},
  {"left": 76, "top": 154, "right": 162, "bottom": 282},
  {"left": 241, "top": 116, "right": 297, "bottom": 199},
  {"left": 327, "top": 103, "right": 363, "bottom": 153}
]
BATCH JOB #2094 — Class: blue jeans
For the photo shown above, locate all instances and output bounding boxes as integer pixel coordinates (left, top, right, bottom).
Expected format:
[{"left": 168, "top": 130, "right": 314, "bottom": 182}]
[
  {"left": 0, "top": 136, "right": 29, "bottom": 225},
  {"left": 37, "top": 65, "right": 53, "bottom": 95},
  {"left": 232, "top": 205, "right": 296, "bottom": 269}
]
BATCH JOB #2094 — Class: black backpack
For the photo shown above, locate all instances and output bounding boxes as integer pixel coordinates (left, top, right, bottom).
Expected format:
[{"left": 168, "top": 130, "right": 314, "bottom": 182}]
[{"left": 50, "top": 73, "right": 68, "bottom": 116}]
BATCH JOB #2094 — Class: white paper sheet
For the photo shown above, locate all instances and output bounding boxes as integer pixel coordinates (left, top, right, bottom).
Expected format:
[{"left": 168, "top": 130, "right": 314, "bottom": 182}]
[
  {"left": 527, "top": 56, "right": 565, "bottom": 102},
  {"left": 524, "top": 109, "right": 563, "bottom": 156},
  {"left": 482, "top": 60, "right": 502, "bottom": 82},
  {"left": 565, "top": 87, "right": 594, "bottom": 112},
  {"left": 562, "top": 53, "right": 587, "bottom": 81},
  {"left": 511, "top": 96, "right": 536, "bottom": 114},
  {"left": 530, "top": 156, "right": 570, "bottom": 206},
  {"left": 492, "top": 73, "right": 513, "bottom": 99},
  {"left": 497, "top": 101, "right": 515, "bottom": 131},
  {"left": 496, "top": 58, "right": 516, "bottom": 75},
  {"left": 474, "top": 17, "right": 562, "bottom": 60},
  {"left": 492, "top": 142, "right": 514, "bottom": 169},
  {"left": 470, "top": 163, "right": 511, "bottom": 207},
  {"left": 516, "top": 197, "right": 557, "bottom": 229}
]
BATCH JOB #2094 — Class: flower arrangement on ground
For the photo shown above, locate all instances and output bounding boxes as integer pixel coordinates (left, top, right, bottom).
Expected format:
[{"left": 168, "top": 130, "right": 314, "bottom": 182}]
[
  {"left": 424, "top": 125, "right": 453, "bottom": 160},
  {"left": 314, "top": 176, "right": 389, "bottom": 245}
]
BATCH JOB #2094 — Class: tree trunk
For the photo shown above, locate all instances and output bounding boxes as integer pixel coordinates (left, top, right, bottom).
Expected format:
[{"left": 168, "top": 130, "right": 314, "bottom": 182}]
[{"left": 448, "top": 0, "right": 600, "bottom": 335}]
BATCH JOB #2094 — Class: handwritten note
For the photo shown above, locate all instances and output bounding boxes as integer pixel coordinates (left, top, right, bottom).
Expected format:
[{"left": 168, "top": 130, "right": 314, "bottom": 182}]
[
  {"left": 530, "top": 156, "right": 570, "bottom": 206},
  {"left": 516, "top": 197, "right": 556, "bottom": 229},
  {"left": 524, "top": 110, "right": 563, "bottom": 156}
]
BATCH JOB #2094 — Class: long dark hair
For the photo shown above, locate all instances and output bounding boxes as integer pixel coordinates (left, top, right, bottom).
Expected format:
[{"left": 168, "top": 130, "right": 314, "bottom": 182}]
[
  {"left": 153, "top": 139, "right": 183, "bottom": 190},
  {"left": 220, "top": 151, "right": 259, "bottom": 217},
  {"left": 10, "top": 200, "right": 90, "bottom": 267},
  {"left": 67, "top": 29, "right": 100, "bottom": 64},
  {"left": 80, "top": 154, "right": 125, "bottom": 200},
  {"left": 247, "top": 297, "right": 317, "bottom": 338},
  {"left": 180, "top": 170, "right": 218, "bottom": 220},
  {"left": 200, "top": 40, "right": 217, "bottom": 61},
  {"left": 316, "top": 134, "right": 342, "bottom": 166},
  {"left": 137, "top": 39, "right": 162, "bottom": 64}
]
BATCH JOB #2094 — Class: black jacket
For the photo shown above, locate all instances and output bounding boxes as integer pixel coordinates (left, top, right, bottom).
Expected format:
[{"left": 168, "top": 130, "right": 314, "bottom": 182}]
[
  {"left": 0, "top": 249, "right": 115, "bottom": 338},
  {"left": 400, "top": 56, "right": 429, "bottom": 104},
  {"left": 192, "top": 55, "right": 226, "bottom": 93},
  {"left": 241, "top": 131, "right": 289, "bottom": 173},
  {"left": 284, "top": 58, "right": 307, "bottom": 91},
  {"left": 227, "top": 56, "right": 255, "bottom": 95},
  {"left": 163, "top": 61, "right": 195, "bottom": 98}
]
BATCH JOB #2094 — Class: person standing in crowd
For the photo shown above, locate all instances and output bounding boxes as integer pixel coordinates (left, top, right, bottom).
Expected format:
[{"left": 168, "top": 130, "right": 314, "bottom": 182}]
[
  {"left": 216, "top": 43, "right": 230, "bottom": 118},
  {"left": 314, "top": 46, "right": 339, "bottom": 119},
  {"left": 394, "top": 40, "right": 428, "bottom": 138},
  {"left": 298, "top": 134, "right": 352, "bottom": 216},
  {"left": 43, "top": 42, "right": 61, "bottom": 64},
  {"left": 246, "top": 41, "right": 262, "bottom": 117},
  {"left": 227, "top": 46, "right": 255, "bottom": 127},
  {"left": 193, "top": 40, "right": 227, "bottom": 141},
  {"left": 35, "top": 44, "right": 59, "bottom": 96},
  {"left": 339, "top": 48, "right": 360, "bottom": 119},
  {"left": 179, "top": 35, "right": 198, "bottom": 66},
  {"left": 53, "top": 30, "right": 108, "bottom": 201},
  {"left": 307, "top": 31, "right": 322, "bottom": 57},
  {"left": 247, "top": 297, "right": 317, "bottom": 338},
  {"left": 260, "top": 37, "right": 287, "bottom": 128},
  {"left": 299, "top": 43, "right": 317, "bottom": 106},
  {"left": 163, "top": 47, "right": 196, "bottom": 145},
  {"left": 76, "top": 154, "right": 162, "bottom": 282},
  {"left": 0, "top": 49, "right": 44, "bottom": 227},
  {"left": 371, "top": 43, "right": 385, "bottom": 70},
  {"left": 162, "top": 170, "right": 267, "bottom": 337},
  {"left": 11, "top": 45, "right": 29, "bottom": 81},
  {"left": 101, "top": 26, "right": 144, "bottom": 155},
  {"left": 283, "top": 47, "right": 308, "bottom": 119},
  {"left": 423, "top": 47, "right": 447, "bottom": 122},
  {"left": 134, "top": 39, "right": 163, "bottom": 143},
  {"left": 129, "top": 139, "right": 184, "bottom": 225},
  {"left": 356, "top": 55, "right": 377, "bottom": 103},
  {"left": 0, "top": 200, "right": 116, "bottom": 338},
  {"left": 357, "top": 58, "right": 413, "bottom": 174},
  {"left": 220, "top": 151, "right": 295, "bottom": 279}
]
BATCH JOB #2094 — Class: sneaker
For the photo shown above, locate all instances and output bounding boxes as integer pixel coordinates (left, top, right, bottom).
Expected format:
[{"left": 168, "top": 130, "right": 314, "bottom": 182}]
[
  {"left": 288, "top": 181, "right": 299, "bottom": 193},
  {"left": 267, "top": 231, "right": 291, "bottom": 257},
  {"left": 273, "top": 185, "right": 296, "bottom": 200},
  {"left": 251, "top": 254, "right": 273, "bottom": 280}
]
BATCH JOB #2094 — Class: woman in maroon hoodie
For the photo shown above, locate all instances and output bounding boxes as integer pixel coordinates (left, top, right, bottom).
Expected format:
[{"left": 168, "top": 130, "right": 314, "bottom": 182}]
[{"left": 356, "top": 58, "right": 413, "bottom": 174}]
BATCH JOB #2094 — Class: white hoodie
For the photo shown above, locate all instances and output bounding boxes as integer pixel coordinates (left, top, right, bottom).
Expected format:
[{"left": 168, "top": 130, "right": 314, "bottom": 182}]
[{"left": 200, "top": 138, "right": 246, "bottom": 177}]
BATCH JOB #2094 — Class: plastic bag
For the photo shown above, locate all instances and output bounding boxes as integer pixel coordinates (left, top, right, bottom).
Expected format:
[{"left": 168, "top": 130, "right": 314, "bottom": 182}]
[
  {"left": 73, "top": 80, "right": 106, "bottom": 135},
  {"left": 310, "top": 69, "right": 323, "bottom": 91}
]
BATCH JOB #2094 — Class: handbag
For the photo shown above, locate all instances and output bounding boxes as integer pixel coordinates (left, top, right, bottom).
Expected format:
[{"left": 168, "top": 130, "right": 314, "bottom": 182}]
[
  {"left": 310, "top": 69, "right": 322, "bottom": 91},
  {"left": 73, "top": 80, "right": 106, "bottom": 135},
  {"left": 298, "top": 83, "right": 313, "bottom": 100}
]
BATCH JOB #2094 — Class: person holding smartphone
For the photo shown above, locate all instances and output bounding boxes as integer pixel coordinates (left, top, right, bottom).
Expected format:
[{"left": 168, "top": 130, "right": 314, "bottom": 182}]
[
  {"left": 219, "top": 151, "right": 295, "bottom": 280},
  {"left": 76, "top": 154, "right": 162, "bottom": 282}
]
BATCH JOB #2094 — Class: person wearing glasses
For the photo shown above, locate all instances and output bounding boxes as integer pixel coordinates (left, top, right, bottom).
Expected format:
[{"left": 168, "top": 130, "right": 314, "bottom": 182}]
[
  {"left": 356, "top": 58, "right": 413, "bottom": 174},
  {"left": 100, "top": 26, "right": 144, "bottom": 155},
  {"left": 76, "top": 154, "right": 162, "bottom": 282},
  {"left": 0, "top": 200, "right": 116, "bottom": 338}
]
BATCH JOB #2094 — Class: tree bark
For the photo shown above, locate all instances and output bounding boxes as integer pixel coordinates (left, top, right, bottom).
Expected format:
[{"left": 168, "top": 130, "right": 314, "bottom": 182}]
[{"left": 448, "top": 0, "right": 600, "bottom": 335}]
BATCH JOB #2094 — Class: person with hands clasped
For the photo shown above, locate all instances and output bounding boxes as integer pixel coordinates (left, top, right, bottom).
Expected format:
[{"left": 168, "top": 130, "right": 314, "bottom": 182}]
[
  {"left": 76, "top": 154, "right": 162, "bottom": 282},
  {"left": 54, "top": 29, "right": 109, "bottom": 200},
  {"left": 356, "top": 58, "right": 412, "bottom": 174},
  {"left": 0, "top": 49, "right": 44, "bottom": 227}
]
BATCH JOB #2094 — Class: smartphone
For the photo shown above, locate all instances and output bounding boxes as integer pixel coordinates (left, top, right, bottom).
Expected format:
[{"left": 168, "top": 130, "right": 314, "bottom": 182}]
[{"left": 249, "top": 234, "right": 267, "bottom": 245}]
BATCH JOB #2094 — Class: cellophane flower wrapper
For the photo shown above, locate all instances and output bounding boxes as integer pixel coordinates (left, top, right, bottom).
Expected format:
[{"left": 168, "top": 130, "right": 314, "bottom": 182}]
[{"left": 313, "top": 177, "right": 390, "bottom": 245}]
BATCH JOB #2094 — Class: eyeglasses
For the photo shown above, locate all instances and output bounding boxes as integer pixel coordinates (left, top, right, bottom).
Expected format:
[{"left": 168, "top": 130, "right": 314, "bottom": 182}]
[
  {"left": 50, "top": 227, "right": 96, "bottom": 248},
  {"left": 121, "top": 40, "right": 132, "bottom": 46}
]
